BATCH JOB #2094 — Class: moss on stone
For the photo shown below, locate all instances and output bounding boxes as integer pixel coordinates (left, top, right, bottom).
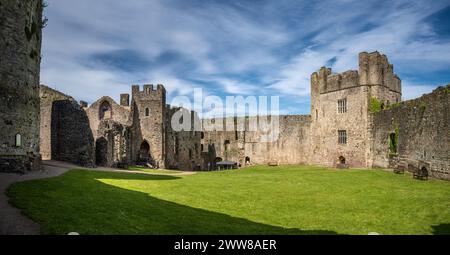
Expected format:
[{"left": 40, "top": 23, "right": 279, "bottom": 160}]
[{"left": 369, "top": 97, "right": 383, "bottom": 113}]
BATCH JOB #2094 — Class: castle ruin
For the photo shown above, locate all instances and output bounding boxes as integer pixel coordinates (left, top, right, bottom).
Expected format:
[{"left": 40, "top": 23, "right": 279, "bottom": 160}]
[
  {"left": 201, "top": 52, "right": 449, "bottom": 180},
  {"left": 0, "top": 1, "right": 448, "bottom": 180},
  {"left": 34, "top": 52, "right": 449, "bottom": 180}
]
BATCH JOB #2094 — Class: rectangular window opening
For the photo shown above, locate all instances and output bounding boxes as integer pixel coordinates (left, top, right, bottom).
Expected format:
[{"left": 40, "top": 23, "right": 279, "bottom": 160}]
[
  {"left": 338, "top": 99, "right": 347, "bottom": 113},
  {"left": 338, "top": 130, "right": 347, "bottom": 144}
]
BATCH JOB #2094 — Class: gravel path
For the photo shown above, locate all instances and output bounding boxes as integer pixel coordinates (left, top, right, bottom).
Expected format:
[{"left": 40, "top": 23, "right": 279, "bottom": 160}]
[{"left": 0, "top": 160, "right": 196, "bottom": 235}]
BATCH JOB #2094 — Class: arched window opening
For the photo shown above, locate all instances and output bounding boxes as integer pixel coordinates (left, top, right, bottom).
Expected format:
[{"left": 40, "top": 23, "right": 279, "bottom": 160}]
[
  {"left": 339, "top": 156, "right": 346, "bottom": 164},
  {"left": 145, "top": 108, "right": 150, "bottom": 117},
  {"left": 99, "top": 101, "right": 112, "bottom": 120},
  {"left": 224, "top": 140, "right": 230, "bottom": 152},
  {"left": 215, "top": 157, "right": 223, "bottom": 163}
]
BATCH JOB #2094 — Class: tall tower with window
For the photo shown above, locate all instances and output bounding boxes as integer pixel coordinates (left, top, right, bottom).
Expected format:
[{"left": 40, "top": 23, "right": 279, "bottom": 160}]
[
  {"left": 131, "top": 84, "right": 167, "bottom": 168},
  {"left": 309, "top": 51, "right": 402, "bottom": 168}
]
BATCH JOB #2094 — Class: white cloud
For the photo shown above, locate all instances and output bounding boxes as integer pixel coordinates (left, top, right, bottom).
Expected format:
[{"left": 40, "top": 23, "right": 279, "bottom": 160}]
[{"left": 41, "top": 0, "right": 450, "bottom": 114}]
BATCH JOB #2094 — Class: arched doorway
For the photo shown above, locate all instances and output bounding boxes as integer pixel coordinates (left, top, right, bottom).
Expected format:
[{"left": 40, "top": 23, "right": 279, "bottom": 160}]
[
  {"left": 96, "top": 137, "right": 108, "bottom": 166},
  {"left": 339, "top": 156, "right": 346, "bottom": 164},
  {"left": 420, "top": 167, "right": 429, "bottom": 178},
  {"left": 99, "top": 101, "right": 112, "bottom": 120},
  {"left": 245, "top": 156, "right": 251, "bottom": 165},
  {"left": 139, "top": 141, "right": 151, "bottom": 162}
]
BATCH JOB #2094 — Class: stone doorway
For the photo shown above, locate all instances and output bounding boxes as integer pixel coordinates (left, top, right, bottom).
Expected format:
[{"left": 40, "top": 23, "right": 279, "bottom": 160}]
[
  {"left": 95, "top": 137, "right": 108, "bottom": 166},
  {"left": 414, "top": 166, "right": 429, "bottom": 180},
  {"left": 337, "top": 156, "right": 348, "bottom": 169},
  {"left": 139, "top": 141, "right": 151, "bottom": 162}
]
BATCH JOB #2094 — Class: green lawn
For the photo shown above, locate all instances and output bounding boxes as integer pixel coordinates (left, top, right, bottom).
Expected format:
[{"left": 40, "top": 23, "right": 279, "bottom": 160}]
[
  {"left": 126, "top": 165, "right": 183, "bottom": 174},
  {"left": 6, "top": 165, "right": 450, "bottom": 235}
]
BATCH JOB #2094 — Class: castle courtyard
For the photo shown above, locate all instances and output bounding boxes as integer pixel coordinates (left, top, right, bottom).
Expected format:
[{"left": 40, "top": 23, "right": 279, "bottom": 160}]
[
  {"left": 1, "top": 0, "right": 449, "bottom": 241},
  {"left": 6, "top": 163, "right": 450, "bottom": 235}
]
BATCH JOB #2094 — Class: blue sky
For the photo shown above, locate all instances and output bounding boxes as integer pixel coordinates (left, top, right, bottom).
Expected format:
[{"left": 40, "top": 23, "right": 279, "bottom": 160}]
[{"left": 41, "top": 0, "right": 450, "bottom": 115}]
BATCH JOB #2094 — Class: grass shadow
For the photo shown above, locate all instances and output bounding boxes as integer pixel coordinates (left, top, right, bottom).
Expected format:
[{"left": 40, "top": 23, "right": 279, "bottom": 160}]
[
  {"left": 7, "top": 170, "right": 338, "bottom": 235},
  {"left": 432, "top": 224, "right": 450, "bottom": 235}
]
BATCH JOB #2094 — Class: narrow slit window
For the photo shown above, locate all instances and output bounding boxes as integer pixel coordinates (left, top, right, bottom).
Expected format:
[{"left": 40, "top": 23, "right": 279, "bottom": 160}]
[{"left": 15, "top": 134, "right": 22, "bottom": 147}]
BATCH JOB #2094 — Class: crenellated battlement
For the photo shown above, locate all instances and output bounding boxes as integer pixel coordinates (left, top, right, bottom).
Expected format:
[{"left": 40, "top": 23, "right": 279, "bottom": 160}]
[
  {"left": 311, "top": 51, "right": 402, "bottom": 96},
  {"left": 131, "top": 84, "right": 167, "bottom": 101},
  {"left": 359, "top": 51, "right": 401, "bottom": 93},
  {"left": 311, "top": 67, "right": 359, "bottom": 95}
]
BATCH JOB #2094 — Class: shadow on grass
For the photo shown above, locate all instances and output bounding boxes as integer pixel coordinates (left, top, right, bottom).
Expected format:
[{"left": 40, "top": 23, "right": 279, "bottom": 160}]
[
  {"left": 432, "top": 224, "right": 450, "bottom": 235},
  {"left": 8, "top": 170, "right": 338, "bottom": 235}
]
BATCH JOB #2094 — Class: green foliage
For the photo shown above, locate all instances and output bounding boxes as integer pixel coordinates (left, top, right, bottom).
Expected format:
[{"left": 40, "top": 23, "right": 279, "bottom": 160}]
[
  {"left": 389, "top": 127, "right": 399, "bottom": 155},
  {"left": 7, "top": 166, "right": 450, "bottom": 235},
  {"left": 419, "top": 101, "right": 427, "bottom": 110},
  {"left": 387, "top": 102, "right": 401, "bottom": 110},
  {"left": 369, "top": 97, "right": 383, "bottom": 113},
  {"left": 444, "top": 86, "right": 449, "bottom": 94}
]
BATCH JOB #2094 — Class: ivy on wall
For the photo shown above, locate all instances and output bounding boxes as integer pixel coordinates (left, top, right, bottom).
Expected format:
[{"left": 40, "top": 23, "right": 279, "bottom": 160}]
[
  {"left": 369, "top": 97, "right": 383, "bottom": 113},
  {"left": 389, "top": 126, "right": 399, "bottom": 155}
]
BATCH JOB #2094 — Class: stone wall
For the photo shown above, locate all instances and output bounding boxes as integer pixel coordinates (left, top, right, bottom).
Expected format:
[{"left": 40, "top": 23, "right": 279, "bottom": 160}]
[
  {"left": 96, "top": 120, "right": 132, "bottom": 168},
  {"left": 85, "top": 96, "right": 132, "bottom": 139},
  {"left": 310, "top": 84, "right": 370, "bottom": 167},
  {"left": 371, "top": 85, "right": 450, "bottom": 180},
  {"left": 165, "top": 107, "right": 202, "bottom": 171},
  {"left": 0, "top": 0, "right": 43, "bottom": 173},
  {"left": 51, "top": 100, "right": 95, "bottom": 167},
  {"left": 39, "top": 85, "right": 72, "bottom": 160},
  {"left": 202, "top": 115, "right": 311, "bottom": 168}
]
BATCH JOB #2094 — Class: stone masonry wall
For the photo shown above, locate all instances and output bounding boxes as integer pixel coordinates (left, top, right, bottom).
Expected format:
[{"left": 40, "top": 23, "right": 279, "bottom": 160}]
[
  {"left": 39, "top": 85, "right": 72, "bottom": 160},
  {"left": 165, "top": 107, "right": 202, "bottom": 171},
  {"left": 85, "top": 96, "right": 132, "bottom": 140},
  {"left": 96, "top": 120, "right": 132, "bottom": 168},
  {"left": 51, "top": 100, "right": 95, "bottom": 167},
  {"left": 131, "top": 85, "right": 166, "bottom": 168},
  {"left": 371, "top": 85, "right": 450, "bottom": 180},
  {"left": 0, "top": 0, "right": 43, "bottom": 173},
  {"left": 202, "top": 115, "right": 311, "bottom": 167}
]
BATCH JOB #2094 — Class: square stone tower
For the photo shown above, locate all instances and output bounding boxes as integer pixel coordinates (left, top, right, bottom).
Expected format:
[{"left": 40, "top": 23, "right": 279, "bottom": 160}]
[
  {"left": 131, "top": 84, "right": 167, "bottom": 168},
  {"left": 309, "top": 51, "right": 402, "bottom": 168}
]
